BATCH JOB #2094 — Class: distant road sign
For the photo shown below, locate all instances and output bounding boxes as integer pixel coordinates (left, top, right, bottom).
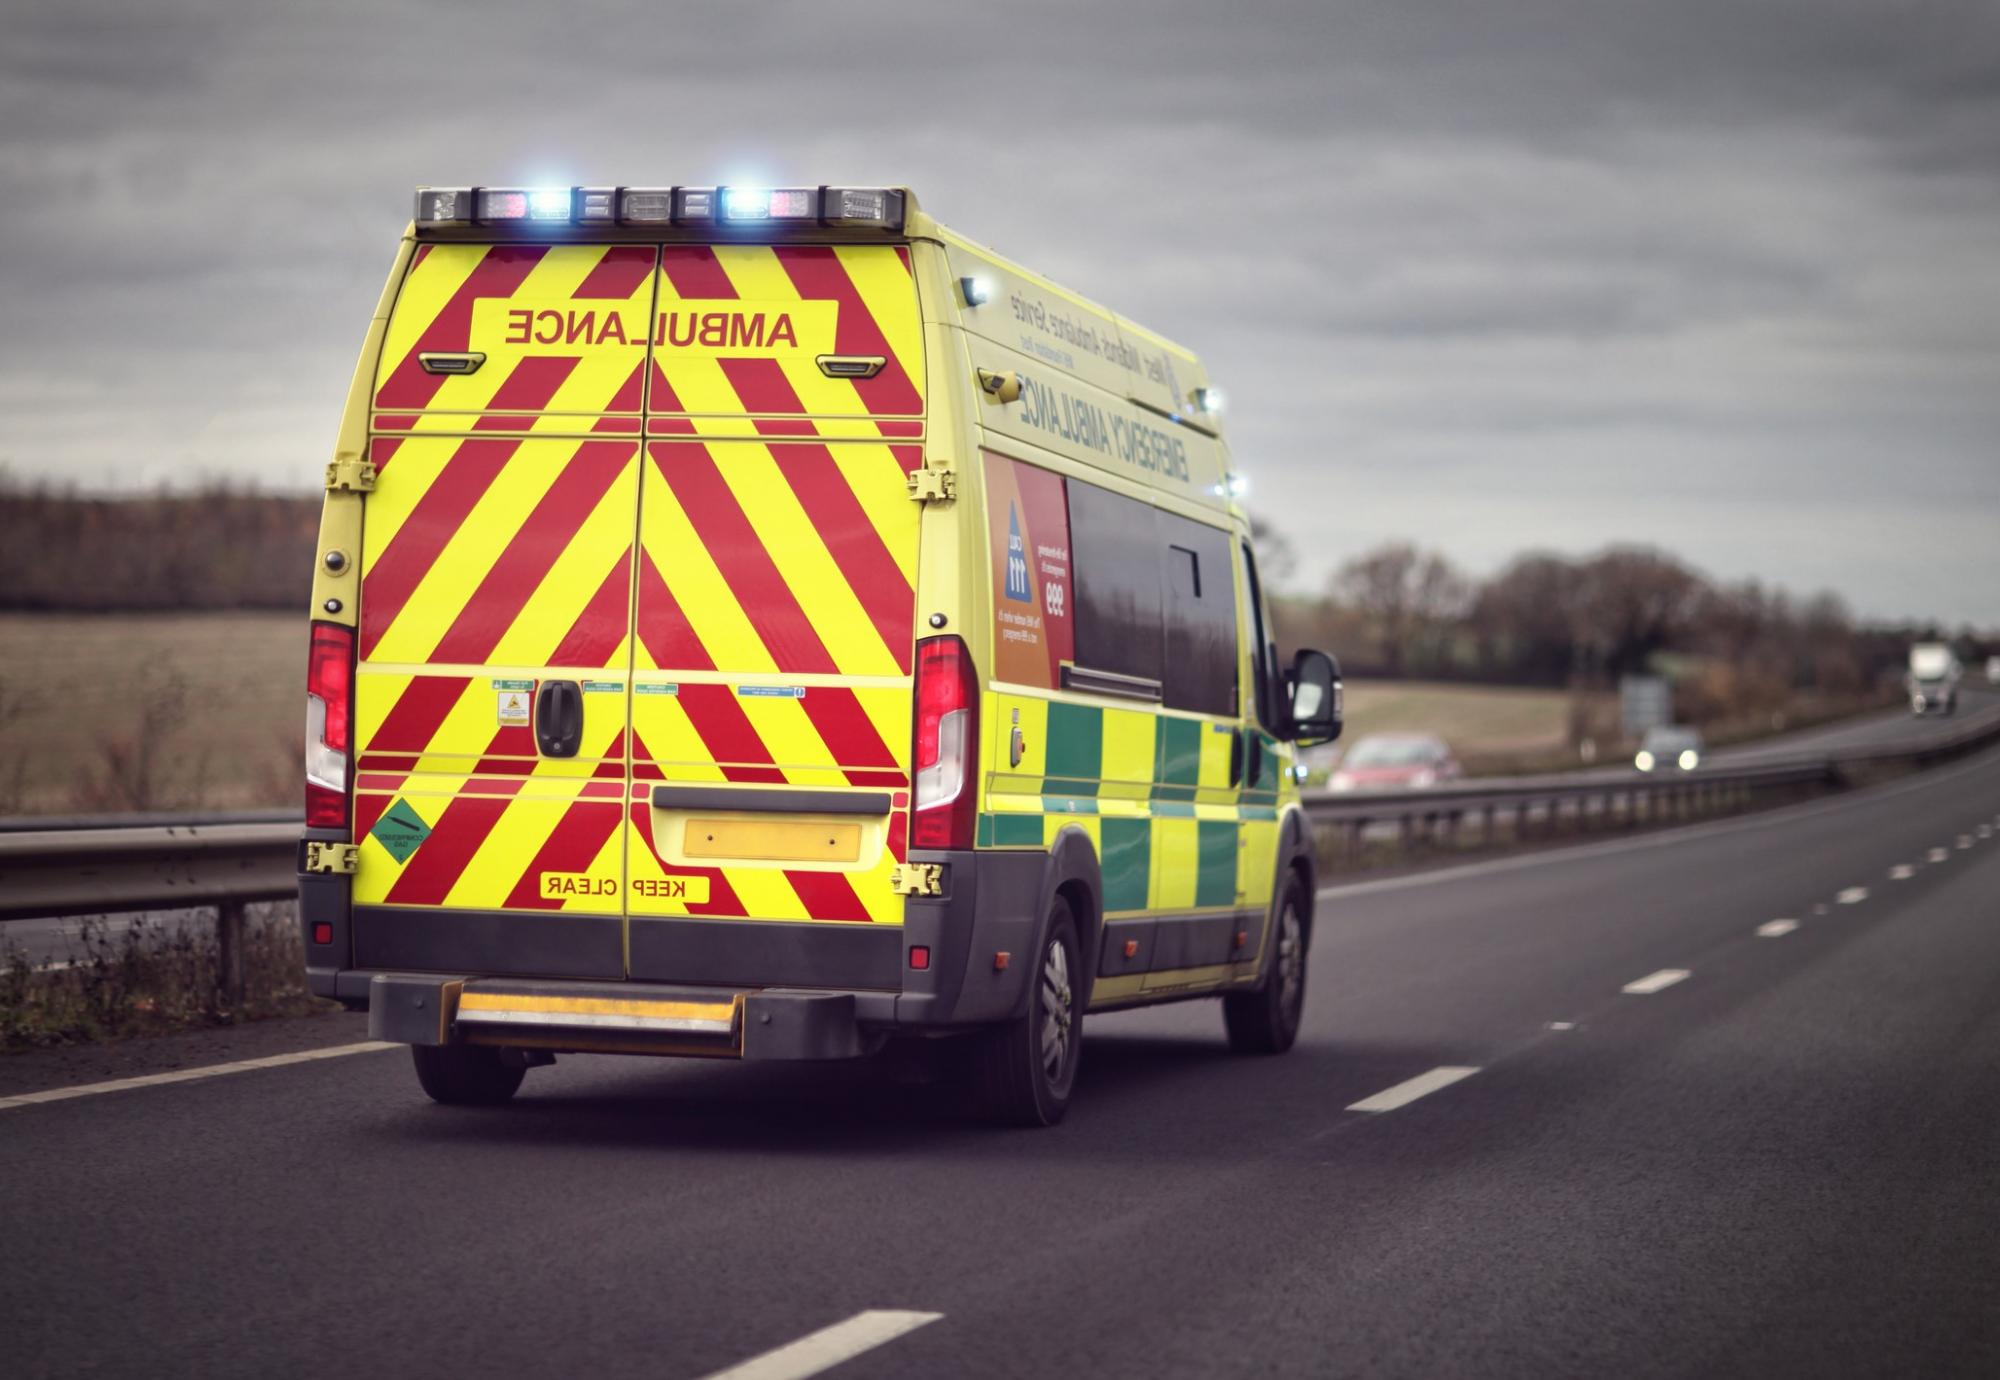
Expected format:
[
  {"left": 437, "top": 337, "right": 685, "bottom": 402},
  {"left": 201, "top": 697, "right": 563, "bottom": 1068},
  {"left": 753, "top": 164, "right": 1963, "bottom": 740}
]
[{"left": 1620, "top": 674, "right": 1672, "bottom": 736}]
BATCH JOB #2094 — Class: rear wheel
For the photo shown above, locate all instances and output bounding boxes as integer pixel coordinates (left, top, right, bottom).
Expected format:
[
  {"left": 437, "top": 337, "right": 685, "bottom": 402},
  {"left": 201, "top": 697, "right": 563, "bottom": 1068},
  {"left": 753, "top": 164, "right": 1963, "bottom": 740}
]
[
  {"left": 410, "top": 1044, "right": 526, "bottom": 1106},
  {"left": 973, "top": 897, "right": 1082, "bottom": 1126},
  {"left": 1224, "top": 876, "right": 1309, "bottom": 1055}
]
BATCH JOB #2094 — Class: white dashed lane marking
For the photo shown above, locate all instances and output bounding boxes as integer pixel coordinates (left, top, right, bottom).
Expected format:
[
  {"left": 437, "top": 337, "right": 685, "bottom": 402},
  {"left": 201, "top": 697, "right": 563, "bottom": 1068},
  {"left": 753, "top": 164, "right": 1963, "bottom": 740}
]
[
  {"left": 1346, "top": 1066, "right": 1482, "bottom": 1113},
  {"left": 1928, "top": 847, "right": 1950, "bottom": 863},
  {"left": 1837, "top": 887, "right": 1870, "bottom": 905},
  {"left": 1889, "top": 864, "right": 1916, "bottom": 881},
  {"left": 1756, "top": 919, "right": 1799, "bottom": 938},
  {"left": 1623, "top": 968, "right": 1691, "bottom": 995},
  {"left": 698, "top": 1311, "right": 944, "bottom": 1380},
  {"left": 1956, "top": 835, "right": 1973, "bottom": 850}
]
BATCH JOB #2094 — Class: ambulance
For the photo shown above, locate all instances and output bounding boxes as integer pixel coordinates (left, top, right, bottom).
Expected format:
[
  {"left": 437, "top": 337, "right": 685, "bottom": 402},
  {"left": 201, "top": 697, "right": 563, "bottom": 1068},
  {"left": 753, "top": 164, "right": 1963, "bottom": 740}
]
[{"left": 299, "top": 185, "right": 1343, "bottom": 1125}]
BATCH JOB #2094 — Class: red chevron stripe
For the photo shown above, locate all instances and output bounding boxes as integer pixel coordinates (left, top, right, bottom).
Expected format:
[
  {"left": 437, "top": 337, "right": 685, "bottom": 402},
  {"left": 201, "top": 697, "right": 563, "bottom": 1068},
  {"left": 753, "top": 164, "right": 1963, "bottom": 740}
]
[
  {"left": 772, "top": 444, "right": 915, "bottom": 672},
  {"left": 381, "top": 789, "right": 521, "bottom": 905},
  {"left": 471, "top": 354, "right": 581, "bottom": 430},
  {"left": 499, "top": 798, "right": 626, "bottom": 910},
  {"left": 572, "top": 245, "right": 656, "bottom": 299},
  {"left": 354, "top": 794, "right": 392, "bottom": 841},
  {"left": 650, "top": 443, "right": 837, "bottom": 674},
  {"left": 376, "top": 724, "right": 518, "bottom": 904},
  {"left": 374, "top": 245, "right": 545, "bottom": 410},
  {"left": 659, "top": 244, "right": 738, "bottom": 299},
  {"left": 671, "top": 684, "right": 787, "bottom": 784},
  {"left": 886, "top": 811, "right": 908, "bottom": 863},
  {"left": 771, "top": 246, "right": 922, "bottom": 416},
  {"left": 546, "top": 547, "right": 636, "bottom": 668},
  {"left": 467, "top": 724, "right": 539, "bottom": 774},
  {"left": 717, "top": 356, "right": 800, "bottom": 417},
  {"left": 799, "top": 686, "right": 900, "bottom": 774},
  {"left": 605, "top": 359, "right": 645, "bottom": 413},
  {"left": 782, "top": 869, "right": 872, "bottom": 923},
  {"left": 424, "top": 444, "right": 630, "bottom": 666},
  {"left": 359, "top": 438, "right": 521, "bottom": 658},
  {"left": 362, "top": 675, "right": 471, "bottom": 754}
]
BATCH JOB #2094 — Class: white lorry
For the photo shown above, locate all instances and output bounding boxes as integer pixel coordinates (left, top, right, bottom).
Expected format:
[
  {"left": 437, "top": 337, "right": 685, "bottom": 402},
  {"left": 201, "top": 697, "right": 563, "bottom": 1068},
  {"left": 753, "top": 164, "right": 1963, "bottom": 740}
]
[{"left": 1907, "top": 643, "right": 1961, "bottom": 716}]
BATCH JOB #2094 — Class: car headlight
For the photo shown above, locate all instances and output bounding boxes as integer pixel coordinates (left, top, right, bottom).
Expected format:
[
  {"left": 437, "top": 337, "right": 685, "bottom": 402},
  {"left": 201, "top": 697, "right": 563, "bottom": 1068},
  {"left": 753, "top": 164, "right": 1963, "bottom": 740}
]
[
  {"left": 1634, "top": 750, "right": 1655, "bottom": 771},
  {"left": 1678, "top": 749, "right": 1699, "bottom": 770}
]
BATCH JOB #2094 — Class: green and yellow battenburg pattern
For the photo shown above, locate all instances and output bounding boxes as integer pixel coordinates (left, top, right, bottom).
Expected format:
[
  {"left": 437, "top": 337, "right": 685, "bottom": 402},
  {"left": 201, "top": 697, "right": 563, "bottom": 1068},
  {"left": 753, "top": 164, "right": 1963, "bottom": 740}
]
[{"left": 982, "top": 689, "right": 1285, "bottom": 920}]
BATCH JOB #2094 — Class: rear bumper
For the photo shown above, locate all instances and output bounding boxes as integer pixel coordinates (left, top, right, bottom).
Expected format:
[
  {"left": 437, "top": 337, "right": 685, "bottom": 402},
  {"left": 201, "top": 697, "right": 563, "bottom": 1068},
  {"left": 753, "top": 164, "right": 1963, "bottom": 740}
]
[
  {"left": 367, "top": 973, "right": 882, "bottom": 1060},
  {"left": 304, "top": 845, "right": 1048, "bottom": 1057}
]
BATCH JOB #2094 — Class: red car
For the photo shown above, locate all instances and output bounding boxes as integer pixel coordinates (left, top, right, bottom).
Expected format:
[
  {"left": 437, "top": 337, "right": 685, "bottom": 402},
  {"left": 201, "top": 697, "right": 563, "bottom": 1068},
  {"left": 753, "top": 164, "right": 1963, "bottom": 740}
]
[{"left": 1327, "top": 733, "right": 1463, "bottom": 791}]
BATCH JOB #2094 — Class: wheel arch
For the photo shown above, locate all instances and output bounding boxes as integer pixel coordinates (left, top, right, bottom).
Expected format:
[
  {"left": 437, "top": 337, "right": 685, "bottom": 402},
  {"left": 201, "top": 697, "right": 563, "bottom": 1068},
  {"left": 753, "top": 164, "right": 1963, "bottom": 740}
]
[{"left": 1038, "top": 825, "right": 1102, "bottom": 1008}]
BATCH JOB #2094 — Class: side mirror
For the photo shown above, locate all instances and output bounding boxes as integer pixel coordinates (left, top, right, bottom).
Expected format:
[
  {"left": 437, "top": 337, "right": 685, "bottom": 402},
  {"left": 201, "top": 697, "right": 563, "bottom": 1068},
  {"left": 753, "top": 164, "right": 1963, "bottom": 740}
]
[{"left": 1287, "top": 648, "right": 1342, "bottom": 746}]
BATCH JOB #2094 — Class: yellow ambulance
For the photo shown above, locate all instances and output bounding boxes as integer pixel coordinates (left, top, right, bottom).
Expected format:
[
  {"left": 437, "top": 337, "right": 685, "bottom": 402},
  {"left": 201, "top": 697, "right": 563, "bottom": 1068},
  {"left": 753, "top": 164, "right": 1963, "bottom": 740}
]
[{"left": 300, "top": 184, "right": 1342, "bottom": 1124}]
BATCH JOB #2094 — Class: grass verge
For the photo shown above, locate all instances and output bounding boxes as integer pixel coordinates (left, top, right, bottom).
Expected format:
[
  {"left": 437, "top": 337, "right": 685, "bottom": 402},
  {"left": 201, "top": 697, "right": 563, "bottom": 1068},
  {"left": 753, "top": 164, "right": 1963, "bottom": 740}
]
[{"left": 2, "top": 903, "right": 337, "bottom": 1052}]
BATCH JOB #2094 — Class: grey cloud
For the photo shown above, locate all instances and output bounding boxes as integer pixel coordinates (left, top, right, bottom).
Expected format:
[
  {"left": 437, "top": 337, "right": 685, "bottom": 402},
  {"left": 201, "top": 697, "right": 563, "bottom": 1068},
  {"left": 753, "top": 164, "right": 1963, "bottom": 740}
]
[{"left": 0, "top": 0, "right": 1996, "bottom": 623}]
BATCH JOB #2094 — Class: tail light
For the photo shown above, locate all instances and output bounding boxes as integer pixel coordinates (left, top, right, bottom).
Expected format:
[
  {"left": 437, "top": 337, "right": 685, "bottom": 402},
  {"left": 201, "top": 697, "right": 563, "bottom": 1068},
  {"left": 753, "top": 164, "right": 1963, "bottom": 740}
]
[
  {"left": 305, "top": 620, "right": 355, "bottom": 829},
  {"left": 911, "top": 635, "right": 978, "bottom": 850}
]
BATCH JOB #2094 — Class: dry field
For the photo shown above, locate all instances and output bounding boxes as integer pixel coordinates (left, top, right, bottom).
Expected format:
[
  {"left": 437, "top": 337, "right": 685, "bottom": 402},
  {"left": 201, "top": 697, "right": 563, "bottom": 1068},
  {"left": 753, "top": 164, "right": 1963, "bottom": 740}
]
[{"left": 0, "top": 612, "right": 301, "bottom": 815}]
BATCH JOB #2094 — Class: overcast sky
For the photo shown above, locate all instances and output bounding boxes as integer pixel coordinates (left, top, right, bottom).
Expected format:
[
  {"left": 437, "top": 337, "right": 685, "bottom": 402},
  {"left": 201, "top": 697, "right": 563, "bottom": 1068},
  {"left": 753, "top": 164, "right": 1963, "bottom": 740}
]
[{"left": 3, "top": 0, "right": 1996, "bottom": 625}]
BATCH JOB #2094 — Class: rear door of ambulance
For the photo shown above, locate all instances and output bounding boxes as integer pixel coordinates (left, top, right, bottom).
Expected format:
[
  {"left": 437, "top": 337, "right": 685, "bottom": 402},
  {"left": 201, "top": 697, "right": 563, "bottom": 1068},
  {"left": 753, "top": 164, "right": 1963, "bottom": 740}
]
[
  {"left": 349, "top": 242, "right": 654, "bottom": 978},
  {"left": 624, "top": 244, "right": 924, "bottom": 989}
]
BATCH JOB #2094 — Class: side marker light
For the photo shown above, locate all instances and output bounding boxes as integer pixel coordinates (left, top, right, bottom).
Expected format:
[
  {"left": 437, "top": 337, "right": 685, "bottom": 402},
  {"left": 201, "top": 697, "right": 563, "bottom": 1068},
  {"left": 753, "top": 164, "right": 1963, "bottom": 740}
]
[
  {"left": 993, "top": 951, "right": 1010, "bottom": 972},
  {"left": 909, "top": 945, "right": 931, "bottom": 971},
  {"left": 1123, "top": 939, "right": 1139, "bottom": 959}
]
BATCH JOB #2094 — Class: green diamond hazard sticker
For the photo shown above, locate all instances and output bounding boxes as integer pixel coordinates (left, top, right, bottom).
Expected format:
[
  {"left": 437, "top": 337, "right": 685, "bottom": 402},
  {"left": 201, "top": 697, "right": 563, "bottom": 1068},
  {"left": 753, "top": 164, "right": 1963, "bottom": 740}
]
[{"left": 369, "top": 798, "right": 432, "bottom": 864}]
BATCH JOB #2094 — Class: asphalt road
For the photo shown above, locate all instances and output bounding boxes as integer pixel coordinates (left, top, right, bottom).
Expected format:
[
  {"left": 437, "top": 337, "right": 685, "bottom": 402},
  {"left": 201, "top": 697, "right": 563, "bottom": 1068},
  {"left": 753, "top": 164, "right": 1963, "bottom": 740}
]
[{"left": 5, "top": 743, "right": 2000, "bottom": 1377}]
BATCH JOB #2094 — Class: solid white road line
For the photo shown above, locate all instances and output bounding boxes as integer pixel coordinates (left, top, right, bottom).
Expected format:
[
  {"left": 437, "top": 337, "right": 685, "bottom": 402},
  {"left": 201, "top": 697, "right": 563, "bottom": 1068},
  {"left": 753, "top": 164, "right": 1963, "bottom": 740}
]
[
  {"left": 1622, "top": 968, "right": 1691, "bottom": 995},
  {"left": 0, "top": 1042, "right": 399, "bottom": 1111},
  {"left": 1837, "top": 887, "right": 1870, "bottom": 905},
  {"left": 698, "top": 1311, "right": 943, "bottom": 1380},
  {"left": 1889, "top": 864, "right": 1916, "bottom": 881},
  {"left": 1928, "top": 847, "right": 1950, "bottom": 863},
  {"left": 1346, "top": 1065, "right": 1481, "bottom": 1113},
  {"left": 1756, "top": 919, "right": 1799, "bottom": 938}
]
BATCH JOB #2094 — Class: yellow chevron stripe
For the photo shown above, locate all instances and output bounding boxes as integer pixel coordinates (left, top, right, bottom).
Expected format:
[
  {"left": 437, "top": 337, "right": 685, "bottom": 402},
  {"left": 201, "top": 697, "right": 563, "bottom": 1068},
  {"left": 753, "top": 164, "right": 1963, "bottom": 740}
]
[
  {"left": 711, "top": 245, "right": 871, "bottom": 417},
  {"left": 634, "top": 450, "right": 774, "bottom": 673},
  {"left": 828, "top": 440, "right": 921, "bottom": 590},
  {"left": 487, "top": 468, "right": 639, "bottom": 669},
  {"left": 377, "top": 245, "right": 485, "bottom": 388},
  {"left": 710, "top": 443, "right": 901, "bottom": 677},
  {"left": 836, "top": 245, "right": 927, "bottom": 406},
  {"left": 368, "top": 442, "right": 569, "bottom": 666}
]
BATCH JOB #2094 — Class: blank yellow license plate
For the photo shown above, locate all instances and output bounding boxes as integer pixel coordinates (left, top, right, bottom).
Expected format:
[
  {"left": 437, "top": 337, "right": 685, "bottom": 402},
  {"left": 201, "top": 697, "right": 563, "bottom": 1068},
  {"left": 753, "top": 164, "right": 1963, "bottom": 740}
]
[{"left": 682, "top": 818, "right": 863, "bottom": 863}]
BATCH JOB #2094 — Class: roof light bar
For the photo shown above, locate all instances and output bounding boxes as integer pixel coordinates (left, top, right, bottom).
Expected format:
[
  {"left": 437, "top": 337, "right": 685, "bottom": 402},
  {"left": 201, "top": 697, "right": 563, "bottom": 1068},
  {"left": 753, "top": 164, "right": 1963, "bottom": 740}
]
[
  {"left": 414, "top": 185, "right": 908, "bottom": 232},
  {"left": 824, "top": 186, "right": 903, "bottom": 228}
]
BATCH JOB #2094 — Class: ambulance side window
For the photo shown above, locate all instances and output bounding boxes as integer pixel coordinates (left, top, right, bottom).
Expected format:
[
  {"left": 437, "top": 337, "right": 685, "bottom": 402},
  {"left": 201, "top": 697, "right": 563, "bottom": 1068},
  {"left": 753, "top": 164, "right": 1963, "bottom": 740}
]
[
  {"left": 1067, "top": 480, "right": 1165, "bottom": 687},
  {"left": 1242, "top": 541, "right": 1282, "bottom": 733},
  {"left": 1157, "top": 511, "right": 1238, "bottom": 716}
]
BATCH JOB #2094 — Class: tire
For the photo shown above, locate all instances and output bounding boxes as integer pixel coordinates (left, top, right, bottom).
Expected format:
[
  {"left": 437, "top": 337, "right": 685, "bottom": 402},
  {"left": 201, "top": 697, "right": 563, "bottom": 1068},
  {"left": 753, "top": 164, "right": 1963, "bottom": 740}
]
[
  {"left": 1224, "top": 875, "right": 1309, "bottom": 1055},
  {"left": 410, "top": 1044, "right": 526, "bottom": 1106},
  {"left": 972, "top": 897, "right": 1083, "bottom": 1126}
]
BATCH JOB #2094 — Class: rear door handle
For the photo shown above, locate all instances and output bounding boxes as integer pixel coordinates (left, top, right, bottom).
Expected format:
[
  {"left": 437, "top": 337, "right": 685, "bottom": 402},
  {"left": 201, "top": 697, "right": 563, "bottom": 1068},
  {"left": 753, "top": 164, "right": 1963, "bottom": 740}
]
[{"left": 534, "top": 680, "right": 583, "bottom": 758}]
